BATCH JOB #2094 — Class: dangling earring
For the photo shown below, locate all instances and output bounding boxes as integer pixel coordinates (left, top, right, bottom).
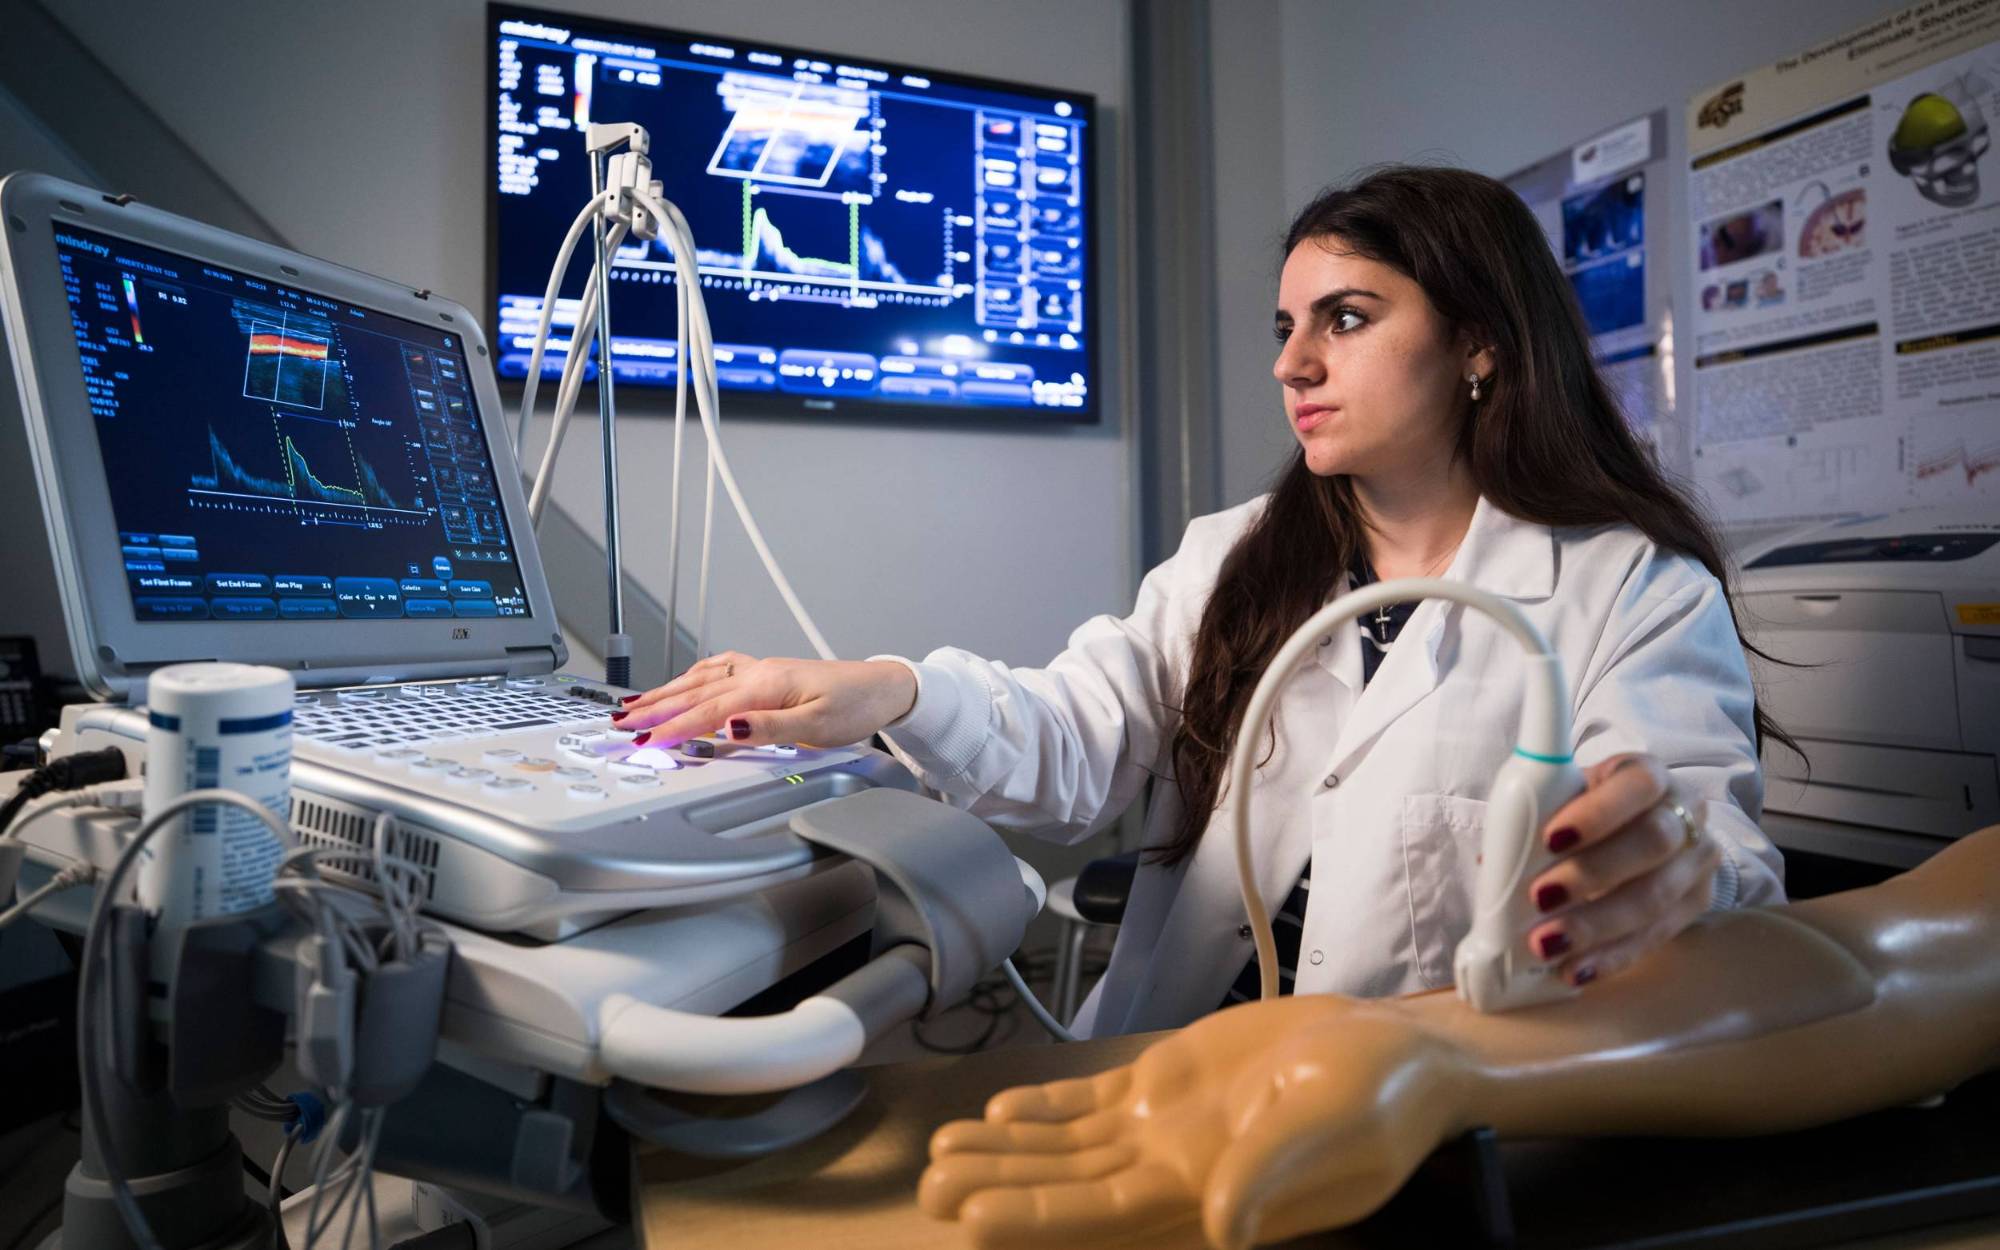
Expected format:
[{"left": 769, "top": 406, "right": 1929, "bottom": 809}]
[{"left": 1467, "top": 372, "right": 1483, "bottom": 403}]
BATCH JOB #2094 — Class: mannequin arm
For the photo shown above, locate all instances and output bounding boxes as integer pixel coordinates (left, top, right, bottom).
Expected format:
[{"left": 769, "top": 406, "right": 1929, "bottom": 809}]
[{"left": 921, "top": 826, "right": 2000, "bottom": 1249}]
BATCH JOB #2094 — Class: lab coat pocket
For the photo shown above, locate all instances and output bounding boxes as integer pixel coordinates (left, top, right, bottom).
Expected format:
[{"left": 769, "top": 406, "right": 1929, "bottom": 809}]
[{"left": 1400, "top": 794, "right": 1488, "bottom": 989}]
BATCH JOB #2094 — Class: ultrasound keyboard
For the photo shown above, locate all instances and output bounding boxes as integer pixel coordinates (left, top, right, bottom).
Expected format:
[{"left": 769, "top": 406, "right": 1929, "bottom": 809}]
[
  {"left": 294, "top": 676, "right": 608, "bottom": 751},
  {"left": 290, "top": 672, "right": 866, "bottom": 838}
]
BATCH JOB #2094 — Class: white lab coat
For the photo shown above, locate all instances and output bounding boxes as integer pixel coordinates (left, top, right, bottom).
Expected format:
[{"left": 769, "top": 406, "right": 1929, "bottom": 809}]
[{"left": 880, "top": 494, "right": 1785, "bottom": 1038}]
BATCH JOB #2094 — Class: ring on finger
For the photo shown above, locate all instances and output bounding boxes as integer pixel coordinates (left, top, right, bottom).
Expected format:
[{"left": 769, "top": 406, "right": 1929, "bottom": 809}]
[{"left": 1664, "top": 795, "right": 1702, "bottom": 851}]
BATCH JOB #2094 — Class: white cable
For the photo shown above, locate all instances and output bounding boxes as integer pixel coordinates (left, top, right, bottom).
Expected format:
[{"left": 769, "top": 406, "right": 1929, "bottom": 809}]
[
  {"left": 269, "top": 1126, "right": 299, "bottom": 1250},
  {"left": 525, "top": 311, "right": 596, "bottom": 522},
  {"left": 76, "top": 788, "right": 298, "bottom": 1250},
  {"left": 512, "top": 194, "right": 612, "bottom": 456},
  {"left": 677, "top": 225, "right": 716, "bottom": 663},
  {"left": 694, "top": 422, "right": 718, "bottom": 661},
  {"left": 304, "top": 1101, "right": 354, "bottom": 1248},
  {"left": 368, "top": 813, "right": 412, "bottom": 962},
  {"left": 1001, "top": 956, "right": 1077, "bottom": 1043},
  {"left": 663, "top": 271, "right": 689, "bottom": 676},
  {"left": 635, "top": 191, "right": 838, "bottom": 661},
  {"left": 526, "top": 221, "right": 629, "bottom": 524},
  {"left": 0, "top": 860, "right": 95, "bottom": 929},
  {"left": 655, "top": 206, "right": 720, "bottom": 664},
  {"left": 1227, "top": 578, "right": 1557, "bottom": 999}
]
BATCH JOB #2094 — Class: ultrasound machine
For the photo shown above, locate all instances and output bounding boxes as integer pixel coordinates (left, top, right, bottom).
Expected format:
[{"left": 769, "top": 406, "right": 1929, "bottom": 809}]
[{"left": 0, "top": 170, "right": 1039, "bottom": 1247}]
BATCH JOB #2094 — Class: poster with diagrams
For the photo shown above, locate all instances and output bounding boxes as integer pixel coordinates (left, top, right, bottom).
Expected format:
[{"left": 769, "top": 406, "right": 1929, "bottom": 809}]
[
  {"left": 1505, "top": 111, "right": 1674, "bottom": 448},
  {"left": 1686, "top": 0, "right": 2000, "bottom": 525}
]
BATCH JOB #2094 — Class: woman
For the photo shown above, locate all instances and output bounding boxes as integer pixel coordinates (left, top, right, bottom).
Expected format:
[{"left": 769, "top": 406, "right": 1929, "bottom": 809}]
[{"left": 615, "top": 165, "right": 1787, "bottom": 1037}]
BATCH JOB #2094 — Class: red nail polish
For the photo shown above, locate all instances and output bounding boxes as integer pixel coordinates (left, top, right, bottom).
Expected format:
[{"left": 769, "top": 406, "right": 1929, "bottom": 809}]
[
  {"left": 1572, "top": 964, "right": 1597, "bottom": 986},
  {"left": 621, "top": 694, "right": 642, "bottom": 705},
  {"left": 729, "top": 718, "right": 751, "bottom": 740},
  {"left": 610, "top": 710, "right": 627, "bottom": 722},
  {"left": 1534, "top": 882, "right": 1569, "bottom": 912},
  {"left": 1547, "top": 827, "right": 1581, "bottom": 853},
  {"left": 1537, "top": 931, "right": 1570, "bottom": 960},
  {"left": 632, "top": 731, "right": 651, "bottom": 745}
]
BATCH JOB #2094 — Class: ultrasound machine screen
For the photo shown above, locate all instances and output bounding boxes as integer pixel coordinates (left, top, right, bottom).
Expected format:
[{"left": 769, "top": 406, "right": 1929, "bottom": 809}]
[
  {"left": 491, "top": 5, "right": 1096, "bottom": 422},
  {"left": 52, "top": 224, "right": 533, "bottom": 625}
]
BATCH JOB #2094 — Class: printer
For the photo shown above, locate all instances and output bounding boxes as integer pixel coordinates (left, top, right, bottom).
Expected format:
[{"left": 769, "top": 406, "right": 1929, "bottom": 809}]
[{"left": 1736, "top": 506, "right": 2000, "bottom": 851}]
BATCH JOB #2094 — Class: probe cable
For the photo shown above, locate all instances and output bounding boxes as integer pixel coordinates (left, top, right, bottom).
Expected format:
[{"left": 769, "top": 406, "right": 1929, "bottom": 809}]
[{"left": 75, "top": 789, "right": 296, "bottom": 1250}]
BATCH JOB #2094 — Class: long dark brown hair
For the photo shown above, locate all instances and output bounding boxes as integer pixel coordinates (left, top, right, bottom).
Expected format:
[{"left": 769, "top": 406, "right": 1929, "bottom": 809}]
[{"left": 1156, "top": 164, "right": 1795, "bottom": 866}]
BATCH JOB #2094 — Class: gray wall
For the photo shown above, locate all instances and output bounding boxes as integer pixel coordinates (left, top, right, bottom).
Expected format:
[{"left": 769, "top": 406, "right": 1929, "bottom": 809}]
[
  {"left": 31, "top": 0, "right": 1138, "bottom": 673},
  {"left": 1212, "top": 0, "right": 1902, "bottom": 509},
  {"left": 1208, "top": 0, "right": 1294, "bottom": 511},
  {"left": 0, "top": 82, "right": 98, "bottom": 676}
]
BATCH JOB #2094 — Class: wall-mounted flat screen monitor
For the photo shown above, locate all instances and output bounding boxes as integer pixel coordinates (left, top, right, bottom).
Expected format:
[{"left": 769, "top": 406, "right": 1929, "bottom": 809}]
[{"left": 489, "top": 4, "right": 1098, "bottom": 423}]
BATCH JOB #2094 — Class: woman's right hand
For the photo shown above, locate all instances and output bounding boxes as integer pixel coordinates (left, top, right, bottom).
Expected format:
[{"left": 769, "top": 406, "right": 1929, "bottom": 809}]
[{"left": 610, "top": 651, "right": 918, "bottom": 749}]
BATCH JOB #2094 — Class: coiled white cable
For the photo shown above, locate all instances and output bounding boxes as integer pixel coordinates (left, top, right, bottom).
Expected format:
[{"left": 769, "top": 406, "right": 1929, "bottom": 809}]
[
  {"left": 663, "top": 270, "right": 690, "bottom": 672},
  {"left": 512, "top": 194, "right": 613, "bottom": 457},
  {"left": 1228, "top": 579, "right": 1558, "bottom": 999},
  {"left": 526, "top": 220, "right": 628, "bottom": 524},
  {"left": 634, "top": 190, "right": 837, "bottom": 663}
]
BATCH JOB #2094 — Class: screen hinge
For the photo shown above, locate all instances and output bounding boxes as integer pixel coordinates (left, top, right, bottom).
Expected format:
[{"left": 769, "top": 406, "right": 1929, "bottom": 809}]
[{"left": 504, "top": 645, "right": 561, "bottom": 679}]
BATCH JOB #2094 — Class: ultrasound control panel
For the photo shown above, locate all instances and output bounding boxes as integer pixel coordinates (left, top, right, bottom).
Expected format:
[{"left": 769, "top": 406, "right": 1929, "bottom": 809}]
[{"left": 293, "top": 672, "right": 867, "bottom": 835}]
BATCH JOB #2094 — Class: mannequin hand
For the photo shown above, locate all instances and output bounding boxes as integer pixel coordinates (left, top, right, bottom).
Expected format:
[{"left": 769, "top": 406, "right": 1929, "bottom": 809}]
[
  {"left": 611, "top": 652, "right": 917, "bottom": 748},
  {"left": 1526, "top": 753, "right": 1723, "bottom": 988},
  {"left": 920, "top": 996, "right": 1471, "bottom": 1250}
]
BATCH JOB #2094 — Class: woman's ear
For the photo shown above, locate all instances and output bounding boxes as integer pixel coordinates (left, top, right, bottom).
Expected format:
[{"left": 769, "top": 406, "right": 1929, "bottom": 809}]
[{"left": 1462, "top": 336, "right": 1498, "bottom": 383}]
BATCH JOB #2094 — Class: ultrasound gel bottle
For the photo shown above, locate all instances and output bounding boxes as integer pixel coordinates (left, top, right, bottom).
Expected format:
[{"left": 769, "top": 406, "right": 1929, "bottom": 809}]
[{"left": 138, "top": 664, "right": 295, "bottom": 963}]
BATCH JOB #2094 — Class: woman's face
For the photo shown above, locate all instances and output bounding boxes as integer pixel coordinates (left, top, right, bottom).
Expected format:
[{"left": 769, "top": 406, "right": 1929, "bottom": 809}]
[{"left": 1272, "top": 236, "right": 1476, "bottom": 479}]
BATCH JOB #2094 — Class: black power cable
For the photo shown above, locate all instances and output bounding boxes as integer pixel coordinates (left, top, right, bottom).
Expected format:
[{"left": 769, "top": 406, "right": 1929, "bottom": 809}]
[{"left": 0, "top": 747, "right": 129, "bottom": 835}]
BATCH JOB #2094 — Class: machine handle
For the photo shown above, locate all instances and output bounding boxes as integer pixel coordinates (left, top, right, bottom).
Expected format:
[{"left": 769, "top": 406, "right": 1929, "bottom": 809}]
[{"left": 595, "top": 944, "right": 930, "bottom": 1094}]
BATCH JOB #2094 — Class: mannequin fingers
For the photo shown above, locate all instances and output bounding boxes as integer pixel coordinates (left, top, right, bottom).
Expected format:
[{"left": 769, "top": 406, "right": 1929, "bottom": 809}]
[
  {"left": 1528, "top": 836, "right": 1723, "bottom": 983},
  {"left": 957, "top": 1162, "right": 1195, "bottom": 1249},
  {"left": 918, "top": 1141, "right": 1138, "bottom": 1218},
  {"left": 932, "top": 1109, "right": 1126, "bottom": 1157},
  {"left": 1539, "top": 753, "right": 1669, "bottom": 854},
  {"left": 987, "top": 1067, "right": 1132, "bottom": 1123},
  {"left": 1554, "top": 852, "right": 1721, "bottom": 987}
]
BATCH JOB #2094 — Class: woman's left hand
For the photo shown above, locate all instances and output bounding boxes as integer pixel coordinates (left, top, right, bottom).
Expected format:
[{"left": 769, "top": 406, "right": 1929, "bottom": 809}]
[{"left": 1524, "top": 753, "right": 1723, "bottom": 989}]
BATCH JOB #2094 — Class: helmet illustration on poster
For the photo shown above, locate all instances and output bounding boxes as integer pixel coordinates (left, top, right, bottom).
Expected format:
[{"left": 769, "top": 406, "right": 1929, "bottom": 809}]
[{"left": 1887, "top": 72, "right": 1991, "bottom": 208}]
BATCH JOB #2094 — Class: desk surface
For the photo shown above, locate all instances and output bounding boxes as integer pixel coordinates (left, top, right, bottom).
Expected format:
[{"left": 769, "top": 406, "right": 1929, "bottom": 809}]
[
  {"left": 633, "top": 1033, "right": 2000, "bottom": 1250},
  {"left": 634, "top": 1033, "right": 1157, "bottom": 1250}
]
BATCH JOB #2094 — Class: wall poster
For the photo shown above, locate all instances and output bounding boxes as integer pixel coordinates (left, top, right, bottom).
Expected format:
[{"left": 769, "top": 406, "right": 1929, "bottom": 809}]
[
  {"left": 1507, "top": 111, "right": 1676, "bottom": 452},
  {"left": 1687, "top": 0, "right": 2000, "bottom": 525}
]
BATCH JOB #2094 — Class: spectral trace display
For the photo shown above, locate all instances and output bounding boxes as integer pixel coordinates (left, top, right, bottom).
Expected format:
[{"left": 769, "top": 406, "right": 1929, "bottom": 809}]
[
  {"left": 491, "top": 5, "right": 1097, "bottom": 422},
  {"left": 53, "top": 224, "right": 531, "bottom": 624}
]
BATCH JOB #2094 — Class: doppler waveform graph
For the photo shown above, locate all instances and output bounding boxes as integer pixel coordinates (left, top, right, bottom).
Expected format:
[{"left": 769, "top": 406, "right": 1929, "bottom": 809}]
[
  {"left": 620, "top": 184, "right": 949, "bottom": 302},
  {"left": 192, "top": 425, "right": 413, "bottom": 513},
  {"left": 1913, "top": 437, "right": 2000, "bottom": 491},
  {"left": 242, "top": 323, "right": 331, "bottom": 409},
  {"left": 692, "top": 197, "right": 914, "bottom": 286}
]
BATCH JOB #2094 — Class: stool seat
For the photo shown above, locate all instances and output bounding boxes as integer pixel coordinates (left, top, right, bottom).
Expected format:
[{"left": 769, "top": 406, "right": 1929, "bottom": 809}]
[{"left": 1073, "top": 849, "right": 1141, "bottom": 924}]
